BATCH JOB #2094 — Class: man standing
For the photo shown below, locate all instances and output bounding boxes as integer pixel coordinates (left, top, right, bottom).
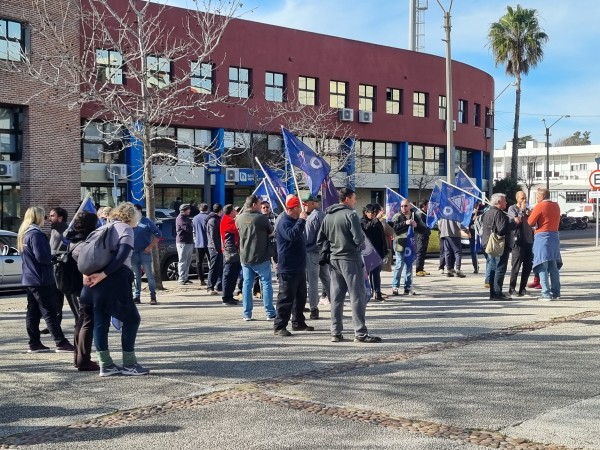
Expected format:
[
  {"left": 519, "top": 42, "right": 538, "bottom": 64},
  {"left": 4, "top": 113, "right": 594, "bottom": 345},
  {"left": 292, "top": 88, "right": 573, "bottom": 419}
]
[
  {"left": 131, "top": 204, "right": 161, "bottom": 305},
  {"left": 415, "top": 200, "right": 431, "bottom": 277},
  {"left": 236, "top": 195, "right": 276, "bottom": 321},
  {"left": 253, "top": 201, "right": 276, "bottom": 298},
  {"left": 318, "top": 188, "right": 381, "bottom": 343},
  {"left": 438, "top": 218, "right": 467, "bottom": 278},
  {"left": 192, "top": 203, "right": 210, "bottom": 286},
  {"left": 304, "top": 193, "right": 329, "bottom": 319},
  {"left": 220, "top": 204, "right": 241, "bottom": 305},
  {"left": 176, "top": 203, "right": 194, "bottom": 285},
  {"left": 508, "top": 191, "right": 534, "bottom": 297},
  {"left": 206, "top": 203, "right": 223, "bottom": 294},
  {"left": 391, "top": 199, "right": 426, "bottom": 295},
  {"left": 170, "top": 196, "right": 182, "bottom": 212},
  {"left": 273, "top": 196, "right": 314, "bottom": 336},
  {"left": 481, "top": 193, "right": 519, "bottom": 300},
  {"left": 528, "top": 188, "right": 561, "bottom": 301}
]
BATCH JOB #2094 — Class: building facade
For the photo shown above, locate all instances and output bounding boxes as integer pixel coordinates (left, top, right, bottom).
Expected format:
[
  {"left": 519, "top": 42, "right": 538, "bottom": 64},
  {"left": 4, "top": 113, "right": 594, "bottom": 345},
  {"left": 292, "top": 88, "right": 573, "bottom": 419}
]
[{"left": 0, "top": 0, "right": 495, "bottom": 230}]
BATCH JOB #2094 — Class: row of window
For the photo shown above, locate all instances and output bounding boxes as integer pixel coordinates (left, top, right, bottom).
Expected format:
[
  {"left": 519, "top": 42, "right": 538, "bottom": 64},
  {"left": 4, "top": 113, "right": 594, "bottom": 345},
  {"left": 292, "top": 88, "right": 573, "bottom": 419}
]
[
  {"left": 0, "top": 19, "right": 25, "bottom": 62},
  {"left": 0, "top": 107, "right": 23, "bottom": 161}
]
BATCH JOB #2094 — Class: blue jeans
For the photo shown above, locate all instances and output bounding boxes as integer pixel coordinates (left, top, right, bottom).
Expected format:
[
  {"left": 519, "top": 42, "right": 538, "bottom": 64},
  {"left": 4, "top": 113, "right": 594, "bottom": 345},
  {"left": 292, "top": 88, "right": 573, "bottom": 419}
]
[
  {"left": 93, "top": 303, "right": 140, "bottom": 353},
  {"left": 392, "top": 250, "right": 412, "bottom": 290},
  {"left": 241, "top": 260, "right": 275, "bottom": 319},
  {"left": 131, "top": 251, "right": 156, "bottom": 298},
  {"left": 538, "top": 260, "right": 560, "bottom": 298}
]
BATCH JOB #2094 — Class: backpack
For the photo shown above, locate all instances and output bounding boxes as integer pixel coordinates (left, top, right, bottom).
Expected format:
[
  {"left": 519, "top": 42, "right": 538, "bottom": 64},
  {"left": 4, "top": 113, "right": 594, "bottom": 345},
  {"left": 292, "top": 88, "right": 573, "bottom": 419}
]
[
  {"left": 53, "top": 248, "right": 83, "bottom": 295},
  {"left": 473, "top": 213, "right": 484, "bottom": 237},
  {"left": 76, "top": 224, "right": 117, "bottom": 275}
]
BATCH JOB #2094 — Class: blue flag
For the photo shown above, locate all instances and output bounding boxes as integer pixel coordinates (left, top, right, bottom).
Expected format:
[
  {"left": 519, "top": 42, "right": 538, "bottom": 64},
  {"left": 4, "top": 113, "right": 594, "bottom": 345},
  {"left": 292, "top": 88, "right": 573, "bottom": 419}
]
[
  {"left": 253, "top": 180, "right": 280, "bottom": 211},
  {"left": 426, "top": 184, "right": 441, "bottom": 228},
  {"left": 455, "top": 170, "right": 482, "bottom": 200},
  {"left": 385, "top": 187, "right": 404, "bottom": 221},
  {"left": 321, "top": 177, "right": 338, "bottom": 210},
  {"left": 260, "top": 164, "right": 289, "bottom": 205},
  {"left": 402, "top": 224, "right": 417, "bottom": 267},
  {"left": 438, "top": 182, "right": 473, "bottom": 226},
  {"left": 282, "top": 128, "right": 330, "bottom": 196}
]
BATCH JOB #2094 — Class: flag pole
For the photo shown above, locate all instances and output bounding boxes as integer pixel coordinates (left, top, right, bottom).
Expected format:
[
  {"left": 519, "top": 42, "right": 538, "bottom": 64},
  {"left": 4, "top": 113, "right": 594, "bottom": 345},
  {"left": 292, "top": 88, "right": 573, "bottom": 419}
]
[
  {"left": 439, "top": 180, "right": 488, "bottom": 204},
  {"left": 254, "top": 157, "right": 286, "bottom": 210},
  {"left": 251, "top": 179, "right": 264, "bottom": 196},
  {"left": 384, "top": 185, "right": 418, "bottom": 210},
  {"left": 289, "top": 166, "right": 306, "bottom": 212}
]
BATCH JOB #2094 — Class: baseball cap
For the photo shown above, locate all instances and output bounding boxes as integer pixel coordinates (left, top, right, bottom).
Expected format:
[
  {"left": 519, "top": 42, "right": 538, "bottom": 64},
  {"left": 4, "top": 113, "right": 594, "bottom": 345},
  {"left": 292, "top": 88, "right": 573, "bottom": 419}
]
[
  {"left": 286, "top": 196, "right": 301, "bottom": 209},
  {"left": 302, "top": 193, "right": 318, "bottom": 202}
]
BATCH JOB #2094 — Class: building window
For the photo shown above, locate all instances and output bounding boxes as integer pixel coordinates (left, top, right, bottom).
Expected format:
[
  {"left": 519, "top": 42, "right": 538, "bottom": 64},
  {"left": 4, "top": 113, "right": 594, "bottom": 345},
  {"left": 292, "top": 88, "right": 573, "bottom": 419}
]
[
  {"left": 298, "top": 76, "right": 317, "bottom": 105},
  {"left": 455, "top": 148, "right": 473, "bottom": 174},
  {"left": 191, "top": 62, "right": 213, "bottom": 94},
  {"left": 358, "top": 84, "right": 375, "bottom": 112},
  {"left": 146, "top": 56, "right": 171, "bottom": 88},
  {"left": 229, "top": 67, "right": 250, "bottom": 98},
  {"left": 565, "top": 191, "right": 587, "bottom": 203},
  {"left": 81, "top": 121, "right": 124, "bottom": 163},
  {"left": 438, "top": 95, "right": 447, "bottom": 120},
  {"left": 0, "top": 106, "right": 23, "bottom": 161},
  {"left": 96, "top": 49, "right": 123, "bottom": 85},
  {"left": 386, "top": 88, "right": 402, "bottom": 114},
  {"left": 265, "top": 71, "right": 285, "bottom": 102},
  {"left": 329, "top": 80, "right": 347, "bottom": 108},
  {"left": 458, "top": 99, "right": 468, "bottom": 124},
  {"left": 356, "top": 141, "right": 397, "bottom": 174},
  {"left": 408, "top": 144, "right": 445, "bottom": 176},
  {"left": 413, "top": 92, "right": 428, "bottom": 117},
  {"left": 474, "top": 103, "right": 481, "bottom": 127},
  {"left": 0, "top": 19, "right": 25, "bottom": 61}
]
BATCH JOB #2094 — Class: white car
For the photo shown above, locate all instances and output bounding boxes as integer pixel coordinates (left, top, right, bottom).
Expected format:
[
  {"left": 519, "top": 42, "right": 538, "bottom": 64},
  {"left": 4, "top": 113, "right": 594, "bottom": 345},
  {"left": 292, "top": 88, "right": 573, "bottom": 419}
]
[
  {"left": 142, "top": 208, "right": 177, "bottom": 220},
  {"left": 566, "top": 203, "right": 596, "bottom": 222},
  {"left": 0, "top": 230, "right": 22, "bottom": 289}
]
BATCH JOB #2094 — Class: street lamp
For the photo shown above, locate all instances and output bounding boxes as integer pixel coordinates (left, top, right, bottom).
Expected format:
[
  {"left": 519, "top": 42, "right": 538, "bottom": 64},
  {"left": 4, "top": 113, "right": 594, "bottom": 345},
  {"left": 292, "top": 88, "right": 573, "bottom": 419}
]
[{"left": 542, "top": 115, "right": 570, "bottom": 190}]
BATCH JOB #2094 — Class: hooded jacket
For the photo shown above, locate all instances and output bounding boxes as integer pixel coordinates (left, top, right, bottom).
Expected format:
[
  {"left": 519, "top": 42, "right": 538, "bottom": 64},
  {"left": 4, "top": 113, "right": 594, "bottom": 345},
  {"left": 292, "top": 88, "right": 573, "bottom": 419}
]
[
  {"left": 317, "top": 204, "right": 364, "bottom": 262},
  {"left": 219, "top": 213, "right": 239, "bottom": 253},
  {"left": 276, "top": 212, "right": 306, "bottom": 273}
]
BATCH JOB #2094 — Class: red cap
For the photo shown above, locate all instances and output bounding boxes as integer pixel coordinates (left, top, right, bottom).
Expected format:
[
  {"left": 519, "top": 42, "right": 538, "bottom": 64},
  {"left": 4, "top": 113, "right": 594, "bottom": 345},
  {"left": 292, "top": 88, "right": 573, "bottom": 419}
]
[{"left": 286, "top": 196, "right": 301, "bottom": 209}]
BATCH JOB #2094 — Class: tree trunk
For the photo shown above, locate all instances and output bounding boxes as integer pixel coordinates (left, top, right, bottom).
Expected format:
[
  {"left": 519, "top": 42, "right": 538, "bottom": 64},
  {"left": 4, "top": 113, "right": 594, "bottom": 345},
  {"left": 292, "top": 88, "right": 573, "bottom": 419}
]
[{"left": 511, "top": 75, "right": 522, "bottom": 180}]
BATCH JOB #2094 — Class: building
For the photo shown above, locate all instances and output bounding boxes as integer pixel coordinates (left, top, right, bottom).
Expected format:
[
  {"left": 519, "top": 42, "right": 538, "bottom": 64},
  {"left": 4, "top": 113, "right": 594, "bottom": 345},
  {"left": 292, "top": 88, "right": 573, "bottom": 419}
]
[
  {"left": 0, "top": 0, "right": 494, "bottom": 231},
  {"left": 493, "top": 140, "right": 600, "bottom": 212}
]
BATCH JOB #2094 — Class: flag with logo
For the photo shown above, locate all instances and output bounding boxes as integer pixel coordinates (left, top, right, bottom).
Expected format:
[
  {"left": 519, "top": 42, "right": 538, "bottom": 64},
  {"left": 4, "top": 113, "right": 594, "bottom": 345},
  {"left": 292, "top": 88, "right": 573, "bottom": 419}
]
[
  {"left": 252, "top": 180, "right": 280, "bottom": 211},
  {"left": 455, "top": 170, "right": 480, "bottom": 227},
  {"left": 321, "top": 177, "right": 338, "bottom": 210},
  {"left": 282, "top": 127, "right": 331, "bottom": 196},
  {"left": 402, "top": 224, "right": 417, "bottom": 267},
  {"left": 426, "top": 184, "right": 441, "bottom": 228},
  {"left": 438, "top": 181, "right": 473, "bottom": 226},
  {"left": 385, "top": 187, "right": 405, "bottom": 221}
]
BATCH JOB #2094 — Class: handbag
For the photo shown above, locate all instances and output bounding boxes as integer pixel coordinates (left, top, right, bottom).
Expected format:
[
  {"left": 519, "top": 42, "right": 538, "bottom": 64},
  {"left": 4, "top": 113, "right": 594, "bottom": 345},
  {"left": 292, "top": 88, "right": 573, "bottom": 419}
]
[{"left": 485, "top": 232, "right": 505, "bottom": 257}]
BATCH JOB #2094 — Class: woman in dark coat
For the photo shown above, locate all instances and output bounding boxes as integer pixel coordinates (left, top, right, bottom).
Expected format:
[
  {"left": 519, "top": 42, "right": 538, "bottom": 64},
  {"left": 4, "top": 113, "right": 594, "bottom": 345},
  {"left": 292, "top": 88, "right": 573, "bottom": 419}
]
[
  {"left": 360, "top": 204, "right": 388, "bottom": 301},
  {"left": 17, "top": 206, "right": 74, "bottom": 353}
]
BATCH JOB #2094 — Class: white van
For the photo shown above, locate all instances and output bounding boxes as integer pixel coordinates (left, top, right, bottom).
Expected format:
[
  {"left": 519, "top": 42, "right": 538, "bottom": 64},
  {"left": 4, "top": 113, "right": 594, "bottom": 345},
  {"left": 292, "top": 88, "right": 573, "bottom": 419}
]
[{"left": 566, "top": 203, "right": 597, "bottom": 222}]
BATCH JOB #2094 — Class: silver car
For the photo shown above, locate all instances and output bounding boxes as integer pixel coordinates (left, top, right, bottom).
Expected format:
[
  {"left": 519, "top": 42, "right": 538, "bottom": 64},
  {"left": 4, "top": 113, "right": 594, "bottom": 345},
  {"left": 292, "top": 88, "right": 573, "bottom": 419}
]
[{"left": 0, "top": 230, "right": 22, "bottom": 289}]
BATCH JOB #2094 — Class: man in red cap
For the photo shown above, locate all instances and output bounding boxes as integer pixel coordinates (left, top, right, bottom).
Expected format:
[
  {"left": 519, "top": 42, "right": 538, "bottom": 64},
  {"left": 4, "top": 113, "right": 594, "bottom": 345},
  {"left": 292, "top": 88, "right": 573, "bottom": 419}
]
[{"left": 273, "top": 195, "right": 314, "bottom": 336}]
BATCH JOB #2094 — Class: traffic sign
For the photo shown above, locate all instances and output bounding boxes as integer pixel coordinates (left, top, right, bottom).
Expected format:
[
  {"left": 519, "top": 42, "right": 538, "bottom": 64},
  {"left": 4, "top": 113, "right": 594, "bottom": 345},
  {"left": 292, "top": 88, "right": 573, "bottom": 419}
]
[{"left": 589, "top": 170, "right": 600, "bottom": 189}]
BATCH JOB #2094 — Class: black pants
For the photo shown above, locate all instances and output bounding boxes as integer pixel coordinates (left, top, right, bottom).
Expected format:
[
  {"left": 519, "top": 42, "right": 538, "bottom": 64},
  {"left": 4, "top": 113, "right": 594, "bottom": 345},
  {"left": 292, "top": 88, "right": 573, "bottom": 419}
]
[
  {"left": 274, "top": 272, "right": 307, "bottom": 330},
  {"left": 509, "top": 243, "right": 533, "bottom": 293},
  {"left": 195, "top": 247, "right": 208, "bottom": 283},
  {"left": 443, "top": 236, "right": 462, "bottom": 270},
  {"left": 415, "top": 233, "right": 429, "bottom": 272},
  {"left": 222, "top": 261, "right": 241, "bottom": 302},
  {"left": 26, "top": 285, "right": 67, "bottom": 346},
  {"left": 207, "top": 248, "right": 223, "bottom": 290},
  {"left": 74, "top": 302, "right": 94, "bottom": 368}
]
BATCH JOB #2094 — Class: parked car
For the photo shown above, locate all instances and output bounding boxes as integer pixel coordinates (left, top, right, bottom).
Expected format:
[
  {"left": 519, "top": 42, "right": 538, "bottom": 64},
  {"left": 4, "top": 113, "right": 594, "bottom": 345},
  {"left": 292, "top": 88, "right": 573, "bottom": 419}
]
[
  {"left": 155, "top": 218, "right": 208, "bottom": 281},
  {"left": 142, "top": 208, "right": 177, "bottom": 221},
  {"left": 0, "top": 230, "right": 22, "bottom": 289},
  {"left": 566, "top": 203, "right": 596, "bottom": 222}
]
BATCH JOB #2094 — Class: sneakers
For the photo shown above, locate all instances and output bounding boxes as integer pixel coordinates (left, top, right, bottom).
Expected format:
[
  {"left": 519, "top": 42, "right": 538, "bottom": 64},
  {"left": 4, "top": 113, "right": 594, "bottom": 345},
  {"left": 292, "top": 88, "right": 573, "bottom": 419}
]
[
  {"left": 292, "top": 324, "right": 315, "bottom": 331},
  {"left": 99, "top": 363, "right": 122, "bottom": 377},
  {"left": 438, "top": 268, "right": 445, "bottom": 275},
  {"left": 455, "top": 270, "right": 466, "bottom": 278},
  {"left": 354, "top": 334, "right": 382, "bottom": 343},
  {"left": 55, "top": 341, "right": 75, "bottom": 353},
  {"left": 416, "top": 271, "right": 426, "bottom": 277},
  {"left": 180, "top": 279, "right": 193, "bottom": 285},
  {"left": 149, "top": 296, "right": 158, "bottom": 305},
  {"left": 517, "top": 289, "right": 531, "bottom": 297},
  {"left": 538, "top": 296, "right": 553, "bottom": 302},
  {"left": 484, "top": 283, "right": 491, "bottom": 289},
  {"left": 391, "top": 288, "right": 399, "bottom": 296},
  {"left": 133, "top": 297, "right": 141, "bottom": 304},
  {"left": 243, "top": 316, "right": 253, "bottom": 321},
  {"left": 28, "top": 343, "right": 50, "bottom": 353},
  {"left": 331, "top": 334, "right": 345, "bottom": 342},
  {"left": 40, "top": 328, "right": 50, "bottom": 335},
  {"left": 508, "top": 288, "right": 517, "bottom": 296},
  {"left": 122, "top": 363, "right": 150, "bottom": 376},
  {"left": 404, "top": 288, "right": 416, "bottom": 295},
  {"left": 446, "top": 269, "right": 455, "bottom": 277},
  {"left": 274, "top": 328, "right": 292, "bottom": 336},
  {"left": 491, "top": 293, "right": 513, "bottom": 301},
  {"left": 310, "top": 308, "right": 319, "bottom": 320},
  {"left": 421, "top": 270, "right": 430, "bottom": 276},
  {"left": 222, "top": 299, "right": 239, "bottom": 305},
  {"left": 266, "top": 315, "right": 276, "bottom": 321}
]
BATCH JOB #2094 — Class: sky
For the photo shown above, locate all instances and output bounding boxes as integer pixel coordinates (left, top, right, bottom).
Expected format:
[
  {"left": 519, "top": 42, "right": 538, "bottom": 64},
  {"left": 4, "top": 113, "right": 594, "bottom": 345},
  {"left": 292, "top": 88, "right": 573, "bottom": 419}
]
[{"left": 168, "top": 0, "right": 600, "bottom": 148}]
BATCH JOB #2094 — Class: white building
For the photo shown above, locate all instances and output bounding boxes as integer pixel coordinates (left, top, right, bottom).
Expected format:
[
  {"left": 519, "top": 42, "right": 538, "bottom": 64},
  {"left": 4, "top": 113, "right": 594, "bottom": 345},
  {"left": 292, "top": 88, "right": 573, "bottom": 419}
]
[{"left": 493, "top": 140, "right": 600, "bottom": 212}]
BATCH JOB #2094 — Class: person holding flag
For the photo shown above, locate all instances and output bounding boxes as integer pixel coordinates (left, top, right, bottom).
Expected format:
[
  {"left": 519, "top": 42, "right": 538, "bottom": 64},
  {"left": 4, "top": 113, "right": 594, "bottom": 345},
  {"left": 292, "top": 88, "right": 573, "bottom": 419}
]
[{"left": 391, "top": 199, "right": 427, "bottom": 296}]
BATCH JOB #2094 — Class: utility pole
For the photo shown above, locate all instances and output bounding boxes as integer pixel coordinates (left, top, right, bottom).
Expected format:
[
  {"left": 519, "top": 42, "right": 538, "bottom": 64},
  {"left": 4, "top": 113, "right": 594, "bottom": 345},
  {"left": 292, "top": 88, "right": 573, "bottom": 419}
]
[
  {"left": 436, "top": 0, "right": 454, "bottom": 183},
  {"left": 542, "top": 115, "right": 569, "bottom": 190}
]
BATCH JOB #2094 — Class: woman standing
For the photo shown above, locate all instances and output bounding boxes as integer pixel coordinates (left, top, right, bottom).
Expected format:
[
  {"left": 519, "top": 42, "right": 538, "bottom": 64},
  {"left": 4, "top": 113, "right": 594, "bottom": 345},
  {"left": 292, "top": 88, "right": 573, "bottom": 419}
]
[
  {"left": 65, "top": 211, "right": 100, "bottom": 371},
  {"left": 18, "top": 207, "right": 74, "bottom": 353},
  {"left": 80, "top": 202, "right": 149, "bottom": 377},
  {"left": 360, "top": 204, "right": 388, "bottom": 301}
]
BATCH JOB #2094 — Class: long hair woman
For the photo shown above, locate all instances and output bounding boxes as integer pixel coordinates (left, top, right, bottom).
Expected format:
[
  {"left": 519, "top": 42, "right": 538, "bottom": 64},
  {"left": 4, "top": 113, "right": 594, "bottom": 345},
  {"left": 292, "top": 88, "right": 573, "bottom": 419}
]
[
  {"left": 18, "top": 206, "right": 74, "bottom": 353},
  {"left": 79, "top": 202, "right": 149, "bottom": 377},
  {"left": 65, "top": 211, "right": 100, "bottom": 371}
]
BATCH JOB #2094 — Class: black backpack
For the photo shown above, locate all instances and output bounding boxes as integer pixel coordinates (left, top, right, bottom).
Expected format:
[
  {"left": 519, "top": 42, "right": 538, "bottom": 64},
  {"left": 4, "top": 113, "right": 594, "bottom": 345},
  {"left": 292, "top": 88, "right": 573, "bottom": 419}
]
[{"left": 53, "top": 248, "right": 83, "bottom": 295}]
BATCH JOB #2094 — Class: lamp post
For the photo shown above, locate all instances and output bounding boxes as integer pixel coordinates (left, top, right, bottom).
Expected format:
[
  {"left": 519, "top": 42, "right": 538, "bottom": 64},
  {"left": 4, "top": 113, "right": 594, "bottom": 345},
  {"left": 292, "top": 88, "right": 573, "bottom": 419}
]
[{"left": 542, "top": 115, "right": 570, "bottom": 190}]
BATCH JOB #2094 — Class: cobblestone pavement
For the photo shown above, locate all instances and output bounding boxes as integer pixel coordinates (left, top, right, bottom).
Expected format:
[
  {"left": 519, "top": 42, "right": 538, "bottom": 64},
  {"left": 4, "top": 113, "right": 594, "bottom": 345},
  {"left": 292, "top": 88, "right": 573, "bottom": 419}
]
[{"left": 1, "top": 247, "right": 599, "bottom": 449}]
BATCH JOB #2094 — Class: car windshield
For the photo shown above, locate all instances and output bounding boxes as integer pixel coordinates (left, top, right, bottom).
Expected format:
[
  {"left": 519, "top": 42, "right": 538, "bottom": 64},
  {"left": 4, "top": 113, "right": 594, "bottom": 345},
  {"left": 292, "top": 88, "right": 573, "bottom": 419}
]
[{"left": 575, "top": 206, "right": 585, "bottom": 212}]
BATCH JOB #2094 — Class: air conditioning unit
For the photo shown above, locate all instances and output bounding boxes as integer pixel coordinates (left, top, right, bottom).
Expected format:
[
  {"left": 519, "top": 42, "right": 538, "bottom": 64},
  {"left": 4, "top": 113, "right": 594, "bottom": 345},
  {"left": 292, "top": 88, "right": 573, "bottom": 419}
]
[
  {"left": 225, "top": 168, "right": 239, "bottom": 182},
  {"left": 358, "top": 110, "right": 373, "bottom": 123},
  {"left": 106, "top": 164, "right": 127, "bottom": 180},
  {"left": 0, "top": 161, "right": 15, "bottom": 178},
  {"left": 485, "top": 127, "right": 492, "bottom": 139},
  {"left": 338, "top": 108, "right": 354, "bottom": 122},
  {"left": 453, "top": 120, "right": 457, "bottom": 131}
]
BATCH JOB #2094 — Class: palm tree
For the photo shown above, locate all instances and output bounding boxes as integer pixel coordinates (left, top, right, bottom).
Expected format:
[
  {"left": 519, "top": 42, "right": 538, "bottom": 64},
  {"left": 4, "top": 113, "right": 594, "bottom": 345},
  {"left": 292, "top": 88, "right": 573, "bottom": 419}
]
[{"left": 488, "top": 5, "right": 548, "bottom": 180}]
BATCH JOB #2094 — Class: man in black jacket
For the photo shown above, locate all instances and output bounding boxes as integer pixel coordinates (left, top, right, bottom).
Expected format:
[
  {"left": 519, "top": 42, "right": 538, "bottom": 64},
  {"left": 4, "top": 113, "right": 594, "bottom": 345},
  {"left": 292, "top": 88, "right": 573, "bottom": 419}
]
[
  {"left": 205, "top": 203, "right": 223, "bottom": 294},
  {"left": 508, "top": 191, "right": 534, "bottom": 296},
  {"left": 414, "top": 200, "right": 431, "bottom": 276}
]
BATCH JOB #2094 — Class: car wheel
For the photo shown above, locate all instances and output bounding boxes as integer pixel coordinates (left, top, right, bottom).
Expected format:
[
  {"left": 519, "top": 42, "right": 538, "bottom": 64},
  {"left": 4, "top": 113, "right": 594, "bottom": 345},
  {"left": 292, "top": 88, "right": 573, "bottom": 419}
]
[{"left": 162, "top": 255, "right": 179, "bottom": 281}]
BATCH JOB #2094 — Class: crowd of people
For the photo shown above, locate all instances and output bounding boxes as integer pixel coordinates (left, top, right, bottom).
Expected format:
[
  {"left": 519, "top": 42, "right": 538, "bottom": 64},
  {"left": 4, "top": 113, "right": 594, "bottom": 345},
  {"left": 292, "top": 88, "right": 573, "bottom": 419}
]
[{"left": 18, "top": 186, "right": 563, "bottom": 376}]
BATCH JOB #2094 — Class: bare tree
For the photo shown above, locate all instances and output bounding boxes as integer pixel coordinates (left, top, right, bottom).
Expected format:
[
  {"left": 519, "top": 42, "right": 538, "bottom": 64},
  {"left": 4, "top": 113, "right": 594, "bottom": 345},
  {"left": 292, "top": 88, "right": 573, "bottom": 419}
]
[
  {"left": 409, "top": 174, "right": 438, "bottom": 203},
  {"left": 1, "top": 0, "right": 242, "bottom": 287},
  {"left": 518, "top": 152, "right": 541, "bottom": 199}
]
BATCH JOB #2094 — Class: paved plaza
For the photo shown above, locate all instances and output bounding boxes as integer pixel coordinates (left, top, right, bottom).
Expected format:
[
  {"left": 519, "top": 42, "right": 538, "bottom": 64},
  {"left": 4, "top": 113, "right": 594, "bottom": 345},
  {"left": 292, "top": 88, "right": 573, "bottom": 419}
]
[{"left": 1, "top": 245, "right": 599, "bottom": 449}]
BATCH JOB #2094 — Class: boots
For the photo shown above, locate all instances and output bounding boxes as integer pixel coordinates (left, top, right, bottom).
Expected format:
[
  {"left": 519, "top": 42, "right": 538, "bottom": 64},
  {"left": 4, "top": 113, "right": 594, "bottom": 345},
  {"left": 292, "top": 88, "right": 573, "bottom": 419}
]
[{"left": 528, "top": 276, "right": 541, "bottom": 289}]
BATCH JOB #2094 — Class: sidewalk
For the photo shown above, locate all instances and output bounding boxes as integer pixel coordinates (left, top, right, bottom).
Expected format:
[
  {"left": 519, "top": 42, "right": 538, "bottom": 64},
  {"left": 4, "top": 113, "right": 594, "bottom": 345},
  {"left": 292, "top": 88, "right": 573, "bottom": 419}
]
[{"left": 1, "top": 247, "right": 599, "bottom": 449}]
